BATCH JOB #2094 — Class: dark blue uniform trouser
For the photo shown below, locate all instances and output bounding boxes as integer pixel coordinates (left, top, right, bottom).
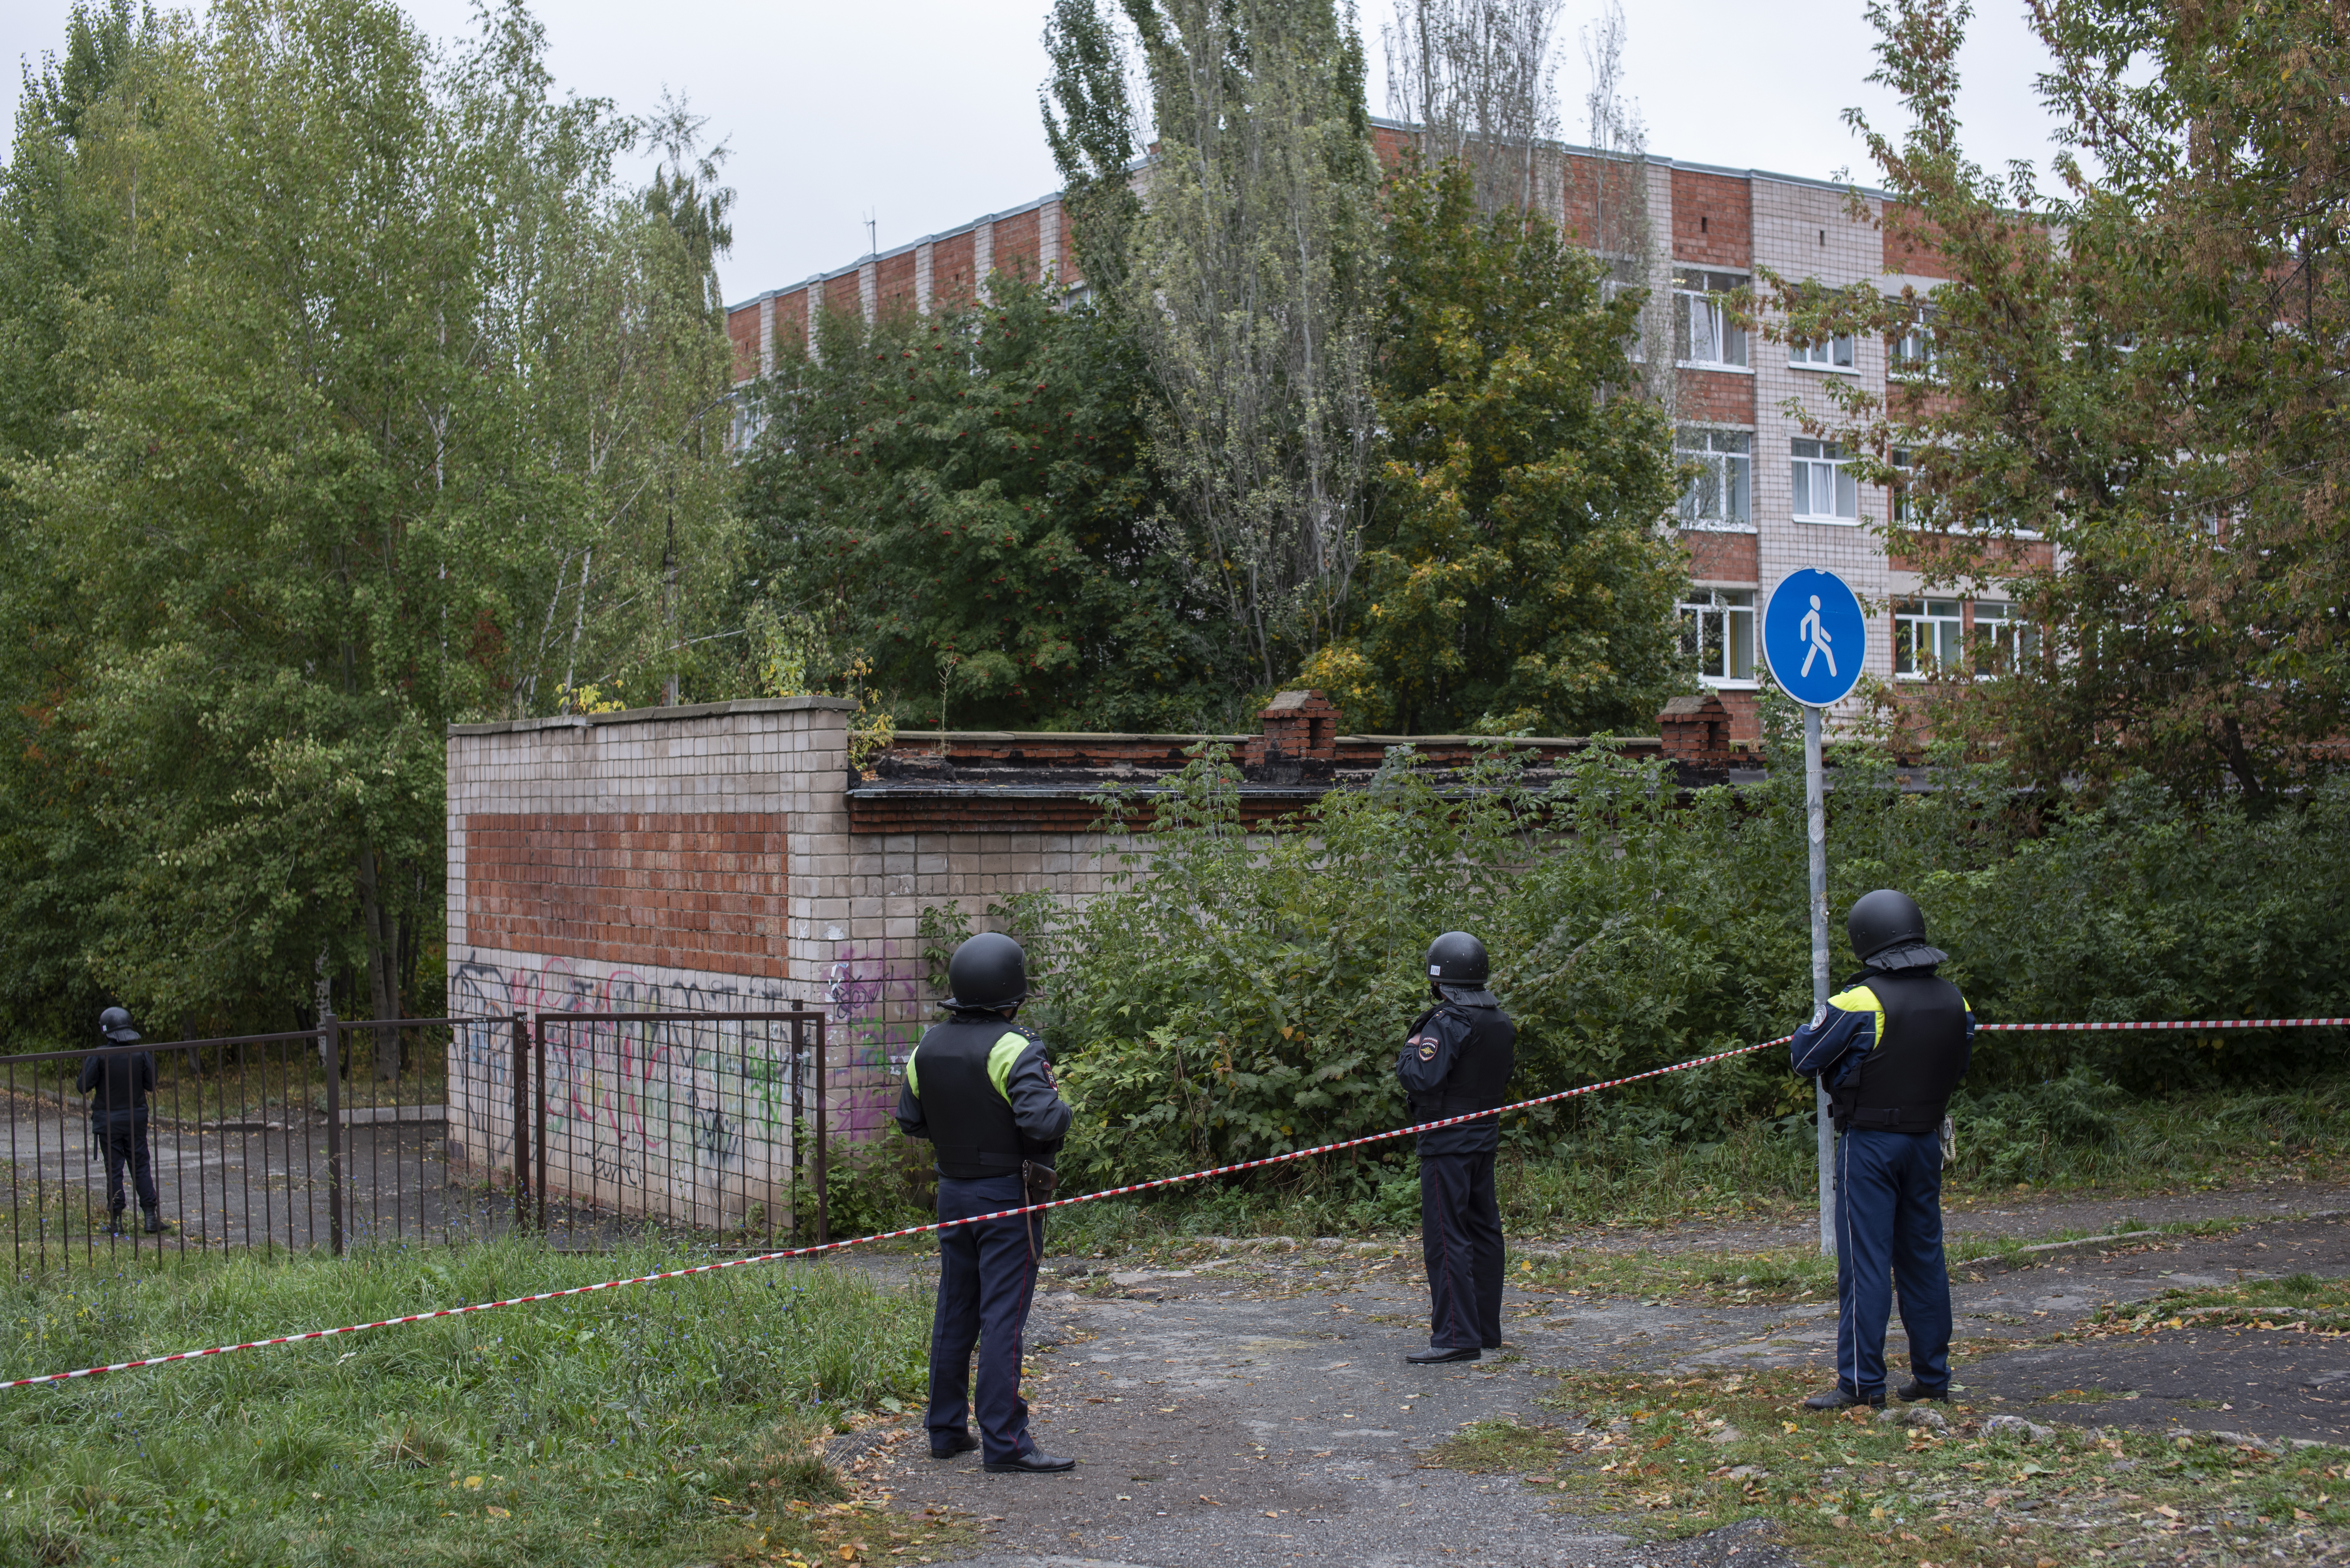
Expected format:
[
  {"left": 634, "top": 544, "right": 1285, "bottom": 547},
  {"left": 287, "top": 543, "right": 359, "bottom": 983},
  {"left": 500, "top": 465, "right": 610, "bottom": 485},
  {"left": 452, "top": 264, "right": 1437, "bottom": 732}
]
[
  {"left": 927, "top": 1174, "right": 1044, "bottom": 1462},
  {"left": 97, "top": 1115, "right": 157, "bottom": 1214},
  {"left": 1420, "top": 1150, "right": 1505, "bottom": 1350},
  {"left": 1833, "top": 1126, "right": 1952, "bottom": 1398}
]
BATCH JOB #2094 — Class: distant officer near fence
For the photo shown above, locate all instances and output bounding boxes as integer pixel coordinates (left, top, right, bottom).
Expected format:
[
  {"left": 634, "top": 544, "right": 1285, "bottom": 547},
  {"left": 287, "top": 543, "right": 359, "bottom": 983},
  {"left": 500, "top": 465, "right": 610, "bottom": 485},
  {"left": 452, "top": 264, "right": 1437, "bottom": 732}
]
[
  {"left": 1396, "top": 931, "right": 1517, "bottom": 1365},
  {"left": 895, "top": 932, "right": 1077, "bottom": 1474},
  {"left": 79, "top": 1006, "right": 163, "bottom": 1235},
  {"left": 1790, "top": 890, "right": 1974, "bottom": 1410}
]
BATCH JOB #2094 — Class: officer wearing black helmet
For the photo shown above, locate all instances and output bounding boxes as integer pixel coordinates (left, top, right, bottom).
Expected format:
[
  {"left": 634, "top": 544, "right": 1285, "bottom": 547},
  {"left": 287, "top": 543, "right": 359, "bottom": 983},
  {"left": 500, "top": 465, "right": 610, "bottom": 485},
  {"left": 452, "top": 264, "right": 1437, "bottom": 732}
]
[
  {"left": 1789, "top": 890, "right": 1974, "bottom": 1410},
  {"left": 894, "top": 932, "right": 1077, "bottom": 1473},
  {"left": 1395, "top": 931, "right": 1517, "bottom": 1364},
  {"left": 78, "top": 1006, "right": 162, "bottom": 1235}
]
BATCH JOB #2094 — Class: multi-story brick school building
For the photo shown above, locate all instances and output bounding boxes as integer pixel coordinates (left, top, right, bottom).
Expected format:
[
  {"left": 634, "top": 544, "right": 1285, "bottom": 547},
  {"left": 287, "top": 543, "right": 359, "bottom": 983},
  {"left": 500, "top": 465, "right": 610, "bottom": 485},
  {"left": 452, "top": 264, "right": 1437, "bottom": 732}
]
[{"left": 720, "top": 122, "right": 2053, "bottom": 743}]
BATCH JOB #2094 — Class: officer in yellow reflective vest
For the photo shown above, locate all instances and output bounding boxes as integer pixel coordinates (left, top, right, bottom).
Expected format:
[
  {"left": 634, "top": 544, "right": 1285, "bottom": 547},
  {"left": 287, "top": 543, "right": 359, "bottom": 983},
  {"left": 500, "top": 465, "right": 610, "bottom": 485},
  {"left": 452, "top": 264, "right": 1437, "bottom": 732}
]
[
  {"left": 1790, "top": 890, "right": 1974, "bottom": 1411},
  {"left": 895, "top": 932, "right": 1076, "bottom": 1473}
]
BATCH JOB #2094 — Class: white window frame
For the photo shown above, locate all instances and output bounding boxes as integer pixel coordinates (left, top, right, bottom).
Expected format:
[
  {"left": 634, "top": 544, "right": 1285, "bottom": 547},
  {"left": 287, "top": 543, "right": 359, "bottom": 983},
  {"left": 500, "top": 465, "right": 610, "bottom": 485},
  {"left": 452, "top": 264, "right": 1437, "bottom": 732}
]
[
  {"left": 1672, "top": 268, "right": 1749, "bottom": 370},
  {"left": 1676, "top": 426, "right": 1753, "bottom": 530},
  {"left": 1967, "top": 601, "right": 2039, "bottom": 675},
  {"left": 1893, "top": 597, "right": 1966, "bottom": 678},
  {"left": 1789, "top": 332, "right": 1857, "bottom": 373},
  {"left": 1889, "top": 320, "right": 1939, "bottom": 381},
  {"left": 1791, "top": 437, "right": 1860, "bottom": 524},
  {"left": 1679, "top": 587, "right": 1758, "bottom": 687}
]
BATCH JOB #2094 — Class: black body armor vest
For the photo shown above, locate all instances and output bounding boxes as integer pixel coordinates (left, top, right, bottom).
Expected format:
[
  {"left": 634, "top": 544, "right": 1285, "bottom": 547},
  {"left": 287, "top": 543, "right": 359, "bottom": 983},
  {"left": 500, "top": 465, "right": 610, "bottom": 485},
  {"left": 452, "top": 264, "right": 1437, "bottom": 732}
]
[
  {"left": 911, "top": 1017, "right": 1053, "bottom": 1180},
  {"left": 1830, "top": 969, "right": 1969, "bottom": 1135},
  {"left": 1410, "top": 1003, "right": 1517, "bottom": 1157}
]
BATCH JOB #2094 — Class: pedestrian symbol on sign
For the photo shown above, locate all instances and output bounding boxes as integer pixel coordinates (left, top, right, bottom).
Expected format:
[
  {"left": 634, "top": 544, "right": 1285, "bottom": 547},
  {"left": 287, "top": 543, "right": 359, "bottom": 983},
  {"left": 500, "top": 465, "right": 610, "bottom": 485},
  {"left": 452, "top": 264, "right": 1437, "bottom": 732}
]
[{"left": 1798, "top": 594, "right": 1836, "bottom": 679}]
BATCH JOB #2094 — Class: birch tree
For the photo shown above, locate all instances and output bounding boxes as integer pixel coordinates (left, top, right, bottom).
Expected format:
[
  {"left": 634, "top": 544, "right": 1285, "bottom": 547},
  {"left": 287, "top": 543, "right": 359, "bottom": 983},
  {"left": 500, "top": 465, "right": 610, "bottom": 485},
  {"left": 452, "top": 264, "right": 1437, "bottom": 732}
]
[{"left": 0, "top": 0, "right": 736, "bottom": 1044}]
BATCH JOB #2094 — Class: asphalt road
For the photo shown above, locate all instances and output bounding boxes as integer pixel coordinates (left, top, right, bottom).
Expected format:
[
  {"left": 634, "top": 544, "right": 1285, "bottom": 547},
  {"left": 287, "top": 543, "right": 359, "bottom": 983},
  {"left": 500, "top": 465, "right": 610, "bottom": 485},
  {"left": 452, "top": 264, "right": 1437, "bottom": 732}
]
[{"left": 838, "top": 1207, "right": 2350, "bottom": 1568}]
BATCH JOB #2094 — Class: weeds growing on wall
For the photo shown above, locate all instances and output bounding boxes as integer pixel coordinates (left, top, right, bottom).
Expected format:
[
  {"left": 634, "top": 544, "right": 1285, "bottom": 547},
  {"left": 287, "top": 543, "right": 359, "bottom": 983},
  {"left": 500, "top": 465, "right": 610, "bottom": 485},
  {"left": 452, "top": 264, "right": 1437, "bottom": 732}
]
[{"left": 969, "top": 727, "right": 2350, "bottom": 1195}]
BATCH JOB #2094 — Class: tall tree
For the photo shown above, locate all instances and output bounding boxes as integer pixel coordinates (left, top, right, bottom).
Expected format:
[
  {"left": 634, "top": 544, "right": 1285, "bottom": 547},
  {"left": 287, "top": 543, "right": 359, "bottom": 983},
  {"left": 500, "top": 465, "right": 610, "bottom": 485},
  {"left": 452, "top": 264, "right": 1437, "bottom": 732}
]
[
  {"left": 1113, "top": 0, "right": 1383, "bottom": 695},
  {"left": 1303, "top": 159, "right": 1685, "bottom": 734},
  {"left": 1765, "top": 0, "right": 2350, "bottom": 802},
  {"left": 737, "top": 278, "right": 1222, "bottom": 732},
  {"left": 1382, "top": 0, "right": 1565, "bottom": 220},
  {"left": 0, "top": 0, "right": 737, "bottom": 1044}
]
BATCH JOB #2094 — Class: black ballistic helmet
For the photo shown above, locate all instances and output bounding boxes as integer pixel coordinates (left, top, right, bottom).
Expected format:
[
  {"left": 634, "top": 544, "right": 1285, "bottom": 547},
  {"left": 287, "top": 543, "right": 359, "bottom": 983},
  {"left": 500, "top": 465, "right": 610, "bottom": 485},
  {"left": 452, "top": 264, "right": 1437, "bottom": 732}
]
[
  {"left": 946, "top": 932, "right": 1028, "bottom": 1011},
  {"left": 98, "top": 1006, "right": 141, "bottom": 1043},
  {"left": 1846, "top": 889, "right": 1946, "bottom": 969},
  {"left": 1425, "top": 931, "right": 1499, "bottom": 1006}
]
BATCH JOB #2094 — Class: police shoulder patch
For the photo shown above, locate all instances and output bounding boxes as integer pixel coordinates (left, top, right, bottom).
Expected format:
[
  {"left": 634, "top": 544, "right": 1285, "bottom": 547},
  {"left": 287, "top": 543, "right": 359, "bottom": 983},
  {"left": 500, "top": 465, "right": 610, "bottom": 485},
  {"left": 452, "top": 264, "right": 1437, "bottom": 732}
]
[{"left": 1416, "top": 1040, "right": 1438, "bottom": 1061}]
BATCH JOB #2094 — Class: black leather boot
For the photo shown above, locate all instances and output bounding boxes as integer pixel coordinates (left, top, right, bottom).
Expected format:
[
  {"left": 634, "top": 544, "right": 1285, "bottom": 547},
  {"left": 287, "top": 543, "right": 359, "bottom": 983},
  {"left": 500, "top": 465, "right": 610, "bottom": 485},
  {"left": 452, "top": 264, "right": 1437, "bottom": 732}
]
[
  {"left": 1801, "top": 1385, "right": 1885, "bottom": 1411},
  {"left": 1896, "top": 1380, "right": 1948, "bottom": 1402}
]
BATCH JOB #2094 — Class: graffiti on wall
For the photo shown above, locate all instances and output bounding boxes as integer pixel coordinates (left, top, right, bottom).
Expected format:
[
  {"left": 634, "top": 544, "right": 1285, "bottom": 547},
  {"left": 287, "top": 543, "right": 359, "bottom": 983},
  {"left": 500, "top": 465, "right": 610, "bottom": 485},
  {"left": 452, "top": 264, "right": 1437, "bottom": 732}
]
[{"left": 446, "top": 941, "right": 941, "bottom": 1227}]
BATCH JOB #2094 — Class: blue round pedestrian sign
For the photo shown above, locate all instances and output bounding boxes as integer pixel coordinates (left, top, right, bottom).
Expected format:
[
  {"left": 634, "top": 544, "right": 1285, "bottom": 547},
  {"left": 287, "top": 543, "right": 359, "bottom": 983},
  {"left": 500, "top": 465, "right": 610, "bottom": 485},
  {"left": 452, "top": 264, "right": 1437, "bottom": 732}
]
[{"left": 1762, "top": 569, "right": 1867, "bottom": 707}]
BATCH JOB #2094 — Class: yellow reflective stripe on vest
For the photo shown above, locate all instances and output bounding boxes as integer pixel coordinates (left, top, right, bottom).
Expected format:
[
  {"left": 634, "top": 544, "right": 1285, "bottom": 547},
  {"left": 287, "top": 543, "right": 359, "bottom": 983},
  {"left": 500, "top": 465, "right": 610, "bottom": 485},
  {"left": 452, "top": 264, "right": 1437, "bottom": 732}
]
[
  {"left": 1826, "top": 984, "right": 1885, "bottom": 1051},
  {"left": 987, "top": 1033, "right": 1028, "bottom": 1102},
  {"left": 904, "top": 1046, "right": 921, "bottom": 1099}
]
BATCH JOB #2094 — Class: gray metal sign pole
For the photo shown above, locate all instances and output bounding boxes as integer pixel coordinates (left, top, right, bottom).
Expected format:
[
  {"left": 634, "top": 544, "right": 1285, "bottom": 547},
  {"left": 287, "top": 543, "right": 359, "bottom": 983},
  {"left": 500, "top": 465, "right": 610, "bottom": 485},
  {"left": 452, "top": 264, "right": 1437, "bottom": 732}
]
[{"left": 1806, "top": 704, "right": 1836, "bottom": 1256}]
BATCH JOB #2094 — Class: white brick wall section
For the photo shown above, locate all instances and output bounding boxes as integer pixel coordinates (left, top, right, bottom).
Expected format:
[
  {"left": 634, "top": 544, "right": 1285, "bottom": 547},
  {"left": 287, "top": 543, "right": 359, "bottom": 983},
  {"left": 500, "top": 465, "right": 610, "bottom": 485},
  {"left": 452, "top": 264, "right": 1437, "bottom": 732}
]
[
  {"left": 1749, "top": 178, "right": 1895, "bottom": 725},
  {"left": 858, "top": 261, "right": 876, "bottom": 325},
  {"left": 973, "top": 221, "right": 994, "bottom": 304},
  {"left": 1040, "top": 200, "right": 1061, "bottom": 284},
  {"left": 915, "top": 241, "right": 934, "bottom": 314},
  {"left": 757, "top": 294, "right": 775, "bottom": 376}
]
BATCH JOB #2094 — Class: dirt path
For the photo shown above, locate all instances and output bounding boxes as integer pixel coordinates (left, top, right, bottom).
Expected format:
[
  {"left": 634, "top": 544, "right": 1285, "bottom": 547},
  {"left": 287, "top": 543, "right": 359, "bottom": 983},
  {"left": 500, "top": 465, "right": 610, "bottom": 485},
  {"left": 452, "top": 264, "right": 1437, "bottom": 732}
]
[{"left": 829, "top": 1191, "right": 2350, "bottom": 1568}]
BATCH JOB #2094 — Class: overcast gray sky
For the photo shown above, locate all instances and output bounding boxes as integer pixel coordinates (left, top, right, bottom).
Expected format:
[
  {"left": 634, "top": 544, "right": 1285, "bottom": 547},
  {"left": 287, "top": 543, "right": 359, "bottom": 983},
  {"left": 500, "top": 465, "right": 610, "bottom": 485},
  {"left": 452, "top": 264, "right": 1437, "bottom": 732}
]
[{"left": 3, "top": 0, "right": 2066, "bottom": 309}]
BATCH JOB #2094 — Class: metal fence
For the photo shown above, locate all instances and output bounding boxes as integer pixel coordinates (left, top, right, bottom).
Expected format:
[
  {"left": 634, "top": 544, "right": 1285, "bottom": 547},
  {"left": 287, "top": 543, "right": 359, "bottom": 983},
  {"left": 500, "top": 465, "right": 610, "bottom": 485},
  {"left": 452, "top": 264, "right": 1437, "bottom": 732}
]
[{"left": 3, "top": 1008, "right": 829, "bottom": 1272}]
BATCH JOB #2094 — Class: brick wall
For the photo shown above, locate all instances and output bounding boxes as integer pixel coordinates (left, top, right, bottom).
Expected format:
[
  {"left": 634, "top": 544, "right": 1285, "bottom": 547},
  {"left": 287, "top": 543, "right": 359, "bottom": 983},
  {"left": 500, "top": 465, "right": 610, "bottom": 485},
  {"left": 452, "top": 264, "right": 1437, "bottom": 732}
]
[
  {"left": 1881, "top": 205, "right": 1954, "bottom": 280},
  {"left": 1679, "top": 368, "right": 1755, "bottom": 425},
  {"left": 445, "top": 699, "right": 855, "bottom": 1222},
  {"left": 991, "top": 207, "right": 1041, "bottom": 283},
  {"left": 776, "top": 289, "right": 809, "bottom": 358},
  {"left": 824, "top": 271, "right": 861, "bottom": 318},
  {"left": 876, "top": 249, "right": 918, "bottom": 318},
  {"left": 726, "top": 307, "right": 759, "bottom": 382},
  {"left": 1683, "top": 528, "right": 1759, "bottom": 582},
  {"left": 465, "top": 812, "right": 789, "bottom": 977},
  {"left": 1670, "top": 168, "right": 1752, "bottom": 267},
  {"left": 931, "top": 230, "right": 977, "bottom": 306}
]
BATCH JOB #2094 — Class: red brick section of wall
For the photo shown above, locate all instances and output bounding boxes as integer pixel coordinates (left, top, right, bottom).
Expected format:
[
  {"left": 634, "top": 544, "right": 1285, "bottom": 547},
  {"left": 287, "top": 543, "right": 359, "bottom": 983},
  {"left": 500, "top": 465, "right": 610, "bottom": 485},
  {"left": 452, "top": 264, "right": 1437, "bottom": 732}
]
[
  {"left": 1670, "top": 168, "right": 1753, "bottom": 268},
  {"left": 1678, "top": 368, "right": 1755, "bottom": 424},
  {"left": 776, "top": 289, "right": 808, "bottom": 357},
  {"left": 1683, "top": 528, "right": 1758, "bottom": 582},
  {"left": 932, "top": 231, "right": 977, "bottom": 307},
  {"left": 824, "top": 272, "right": 861, "bottom": 318},
  {"left": 1881, "top": 204, "right": 1953, "bottom": 280},
  {"left": 1660, "top": 691, "right": 1733, "bottom": 770},
  {"left": 877, "top": 250, "right": 918, "bottom": 318},
  {"left": 727, "top": 306, "right": 759, "bottom": 382},
  {"left": 466, "top": 813, "right": 788, "bottom": 979},
  {"left": 1888, "top": 536, "right": 2055, "bottom": 575},
  {"left": 1560, "top": 152, "right": 1647, "bottom": 251},
  {"left": 993, "top": 208, "right": 1041, "bottom": 283}
]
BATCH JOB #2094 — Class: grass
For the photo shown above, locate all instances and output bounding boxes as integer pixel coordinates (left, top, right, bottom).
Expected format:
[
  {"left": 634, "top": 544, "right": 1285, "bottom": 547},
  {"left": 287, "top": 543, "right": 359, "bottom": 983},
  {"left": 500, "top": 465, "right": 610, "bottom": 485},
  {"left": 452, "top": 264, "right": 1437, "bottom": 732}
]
[
  {"left": 0, "top": 1238, "right": 970, "bottom": 1567},
  {"left": 2081, "top": 1270, "right": 2350, "bottom": 1337},
  {"left": 1026, "top": 1076, "right": 2347, "bottom": 1267},
  {"left": 1432, "top": 1365, "right": 2350, "bottom": 1567}
]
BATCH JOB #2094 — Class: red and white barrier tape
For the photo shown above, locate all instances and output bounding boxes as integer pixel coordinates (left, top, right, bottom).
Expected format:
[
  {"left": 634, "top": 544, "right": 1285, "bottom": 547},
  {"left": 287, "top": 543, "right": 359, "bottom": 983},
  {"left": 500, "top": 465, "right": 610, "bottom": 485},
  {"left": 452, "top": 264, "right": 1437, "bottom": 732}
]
[{"left": 6, "top": 1013, "right": 2343, "bottom": 1391}]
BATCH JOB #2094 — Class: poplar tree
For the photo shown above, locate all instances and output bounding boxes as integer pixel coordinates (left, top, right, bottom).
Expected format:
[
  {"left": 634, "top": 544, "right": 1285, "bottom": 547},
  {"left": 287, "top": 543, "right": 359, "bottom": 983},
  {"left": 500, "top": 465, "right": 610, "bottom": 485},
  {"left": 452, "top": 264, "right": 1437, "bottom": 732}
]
[{"left": 1102, "top": 0, "right": 1383, "bottom": 695}]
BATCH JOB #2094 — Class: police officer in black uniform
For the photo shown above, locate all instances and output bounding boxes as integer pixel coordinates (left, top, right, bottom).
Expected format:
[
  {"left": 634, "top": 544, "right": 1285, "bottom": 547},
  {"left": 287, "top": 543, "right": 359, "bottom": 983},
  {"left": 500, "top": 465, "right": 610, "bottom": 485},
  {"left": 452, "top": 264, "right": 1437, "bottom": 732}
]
[
  {"left": 895, "top": 932, "right": 1077, "bottom": 1473},
  {"left": 1789, "top": 889, "right": 1974, "bottom": 1410},
  {"left": 1396, "top": 931, "right": 1517, "bottom": 1364},
  {"left": 79, "top": 1006, "right": 162, "bottom": 1235}
]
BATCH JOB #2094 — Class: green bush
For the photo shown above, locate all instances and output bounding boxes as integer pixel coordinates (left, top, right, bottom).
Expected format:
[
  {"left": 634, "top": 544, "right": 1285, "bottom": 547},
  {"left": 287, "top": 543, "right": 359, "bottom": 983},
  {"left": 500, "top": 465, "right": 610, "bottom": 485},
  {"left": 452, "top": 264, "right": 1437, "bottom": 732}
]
[{"left": 993, "top": 721, "right": 2350, "bottom": 1190}]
